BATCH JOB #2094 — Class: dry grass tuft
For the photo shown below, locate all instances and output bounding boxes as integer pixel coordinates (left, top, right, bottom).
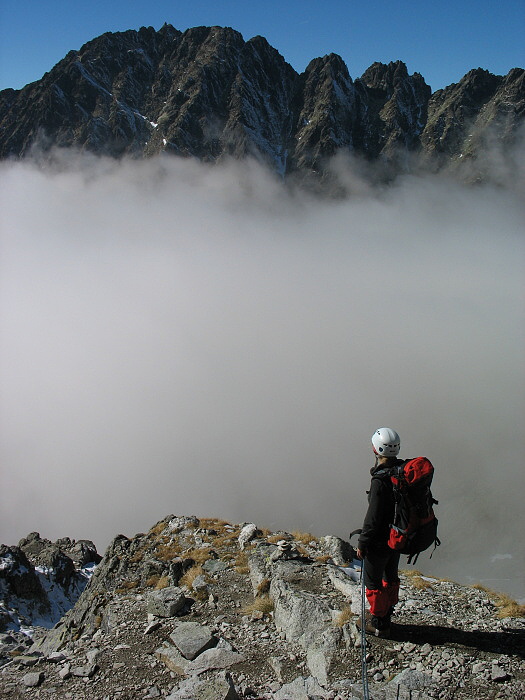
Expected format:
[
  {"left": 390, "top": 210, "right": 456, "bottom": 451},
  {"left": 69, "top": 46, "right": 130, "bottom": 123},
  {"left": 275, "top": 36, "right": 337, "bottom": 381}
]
[
  {"left": 292, "top": 531, "right": 319, "bottom": 545},
  {"left": 234, "top": 552, "right": 250, "bottom": 575},
  {"left": 401, "top": 569, "right": 433, "bottom": 590},
  {"left": 410, "top": 576, "right": 434, "bottom": 590},
  {"left": 183, "top": 547, "right": 215, "bottom": 565},
  {"left": 495, "top": 595, "right": 525, "bottom": 618},
  {"left": 148, "top": 522, "right": 167, "bottom": 538},
  {"left": 117, "top": 580, "right": 139, "bottom": 593},
  {"left": 266, "top": 534, "right": 289, "bottom": 544},
  {"left": 156, "top": 541, "right": 182, "bottom": 561},
  {"left": 315, "top": 554, "right": 332, "bottom": 564},
  {"left": 401, "top": 568, "right": 424, "bottom": 578},
  {"left": 199, "top": 517, "right": 232, "bottom": 530},
  {"left": 471, "top": 583, "right": 490, "bottom": 591},
  {"left": 154, "top": 575, "right": 170, "bottom": 590},
  {"left": 257, "top": 578, "right": 271, "bottom": 596},
  {"left": 213, "top": 533, "right": 239, "bottom": 548},
  {"left": 130, "top": 547, "right": 148, "bottom": 564},
  {"left": 472, "top": 584, "right": 525, "bottom": 618},
  {"left": 334, "top": 605, "right": 356, "bottom": 627},
  {"left": 179, "top": 565, "right": 206, "bottom": 590},
  {"left": 242, "top": 595, "right": 274, "bottom": 616},
  {"left": 145, "top": 574, "right": 171, "bottom": 589}
]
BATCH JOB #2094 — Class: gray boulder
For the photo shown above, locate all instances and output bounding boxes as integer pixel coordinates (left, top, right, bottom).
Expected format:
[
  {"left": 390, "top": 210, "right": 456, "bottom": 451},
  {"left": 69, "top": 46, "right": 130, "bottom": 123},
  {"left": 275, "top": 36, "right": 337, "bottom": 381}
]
[
  {"left": 21, "top": 671, "right": 44, "bottom": 687},
  {"left": 70, "top": 663, "right": 98, "bottom": 678},
  {"left": 154, "top": 645, "right": 192, "bottom": 675},
  {"left": 169, "top": 516, "right": 200, "bottom": 533},
  {"left": 270, "top": 568, "right": 334, "bottom": 647},
  {"left": 191, "top": 648, "right": 246, "bottom": 675},
  {"left": 319, "top": 536, "right": 355, "bottom": 566},
  {"left": 155, "top": 644, "right": 245, "bottom": 676},
  {"left": 202, "top": 559, "right": 230, "bottom": 574},
  {"left": 306, "top": 627, "right": 343, "bottom": 687},
  {"left": 167, "top": 671, "right": 239, "bottom": 699},
  {"left": 238, "top": 523, "right": 260, "bottom": 550},
  {"left": 274, "top": 676, "right": 329, "bottom": 699},
  {"left": 170, "top": 621, "right": 218, "bottom": 660},
  {"left": 147, "top": 587, "right": 186, "bottom": 617}
]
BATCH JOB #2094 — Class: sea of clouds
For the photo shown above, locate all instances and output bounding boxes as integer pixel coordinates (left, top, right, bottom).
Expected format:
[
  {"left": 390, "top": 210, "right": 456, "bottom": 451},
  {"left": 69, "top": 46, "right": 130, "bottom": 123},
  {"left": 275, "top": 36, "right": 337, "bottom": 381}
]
[{"left": 1, "top": 151, "right": 523, "bottom": 598}]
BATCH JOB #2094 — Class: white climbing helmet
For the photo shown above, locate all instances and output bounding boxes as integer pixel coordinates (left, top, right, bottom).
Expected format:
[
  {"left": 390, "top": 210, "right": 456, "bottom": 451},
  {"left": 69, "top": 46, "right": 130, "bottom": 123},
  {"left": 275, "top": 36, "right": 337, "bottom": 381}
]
[{"left": 371, "top": 427, "right": 400, "bottom": 456}]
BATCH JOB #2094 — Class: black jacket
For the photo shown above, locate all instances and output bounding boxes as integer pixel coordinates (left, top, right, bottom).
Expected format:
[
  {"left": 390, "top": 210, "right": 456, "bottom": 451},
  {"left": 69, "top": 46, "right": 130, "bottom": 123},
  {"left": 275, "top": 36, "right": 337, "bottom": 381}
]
[{"left": 358, "top": 459, "right": 404, "bottom": 553}]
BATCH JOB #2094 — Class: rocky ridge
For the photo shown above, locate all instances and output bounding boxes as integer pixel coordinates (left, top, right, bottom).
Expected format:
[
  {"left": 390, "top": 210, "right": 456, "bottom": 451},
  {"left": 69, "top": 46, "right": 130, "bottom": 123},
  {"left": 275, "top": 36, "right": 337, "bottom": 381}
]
[
  {"left": 0, "top": 25, "right": 523, "bottom": 186},
  {"left": 0, "top": 532, "right": 101, "bottom": 633},
  {"left": 1, "top": 516, "right": 524, "bottom": 699}
]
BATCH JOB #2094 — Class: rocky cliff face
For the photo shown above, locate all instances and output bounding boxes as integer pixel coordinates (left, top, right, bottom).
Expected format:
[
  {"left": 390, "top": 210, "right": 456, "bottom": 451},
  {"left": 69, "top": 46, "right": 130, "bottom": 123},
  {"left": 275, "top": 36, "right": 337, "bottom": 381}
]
[
  {"left": 0, "top": 533, "right": 101, "bottom": 633},
  {"left": 1, "top": 25, "right": 523, "bottom": 185},
  {"left": 1, "top": 516, "right": 524, "bottom": 699},
  {"left": 421, "top": 68, "right": 525, "bottom": 180}
]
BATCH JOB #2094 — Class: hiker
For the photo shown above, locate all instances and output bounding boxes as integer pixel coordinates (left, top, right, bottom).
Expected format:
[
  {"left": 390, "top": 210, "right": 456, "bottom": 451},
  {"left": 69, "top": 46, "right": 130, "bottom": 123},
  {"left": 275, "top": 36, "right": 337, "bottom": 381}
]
[{"left": 356, "top": 427, "right": 403, "bottom": 637}]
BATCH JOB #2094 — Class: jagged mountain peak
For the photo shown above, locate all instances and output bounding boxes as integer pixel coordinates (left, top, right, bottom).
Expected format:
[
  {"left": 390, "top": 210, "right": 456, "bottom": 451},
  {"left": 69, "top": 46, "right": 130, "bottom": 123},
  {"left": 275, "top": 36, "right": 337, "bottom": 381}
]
[
  {"left": 361, "top": 59, "right": 409, "bottom": 88},
  {"left": 0, "top": 24, "right": 523, "bottom": 187},
  {"left": 443, "top": 67, "right": 503, "bottom": 105},
  {"left": 304, "top": 53, "right": 350, "bottom": 75}
]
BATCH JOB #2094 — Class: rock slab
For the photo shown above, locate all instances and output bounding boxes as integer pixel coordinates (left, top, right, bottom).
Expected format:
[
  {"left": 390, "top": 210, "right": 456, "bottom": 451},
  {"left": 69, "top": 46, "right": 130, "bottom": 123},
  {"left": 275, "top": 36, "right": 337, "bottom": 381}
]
[
  {"left": 147, "top": 587, "right": 186, "bottom": 617},
  {"left": 170, "top": 621, "right": 218, "bottom": 660}
]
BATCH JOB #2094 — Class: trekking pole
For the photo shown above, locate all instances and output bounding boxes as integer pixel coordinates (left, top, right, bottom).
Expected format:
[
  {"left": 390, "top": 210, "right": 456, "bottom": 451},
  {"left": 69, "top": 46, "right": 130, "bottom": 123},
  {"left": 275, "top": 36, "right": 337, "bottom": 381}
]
[{"left": 360, "top": 559, "right": 370, "bottom": 700}]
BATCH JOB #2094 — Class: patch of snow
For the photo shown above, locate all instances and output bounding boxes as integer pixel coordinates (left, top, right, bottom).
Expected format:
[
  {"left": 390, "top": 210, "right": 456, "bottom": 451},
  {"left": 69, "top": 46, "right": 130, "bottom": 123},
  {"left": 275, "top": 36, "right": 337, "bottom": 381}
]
[
  {"left": 74, "top": 62, "right": 113, "bottom": 98},
  {"left": 29, "top": 565, "right": 94, "bottom": 628},
  {"left": 134, "top": 112, "right": 158, "bottom": 129},
  {"left": 0, "top": 554, "right": 28, "bottom": 575},
  {"left": 332, "top": 78, "right": 355, "bottom": 107},
  {"left": 2, "top": 562, "right": 97, "bottom": 633}
]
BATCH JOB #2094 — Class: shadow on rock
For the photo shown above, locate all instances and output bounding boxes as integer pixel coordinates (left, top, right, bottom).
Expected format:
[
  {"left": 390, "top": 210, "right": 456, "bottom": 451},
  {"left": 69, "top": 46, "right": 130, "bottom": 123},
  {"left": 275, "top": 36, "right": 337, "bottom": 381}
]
[{"left": 390, "top": 622, "right": 525, "bottom": 659}]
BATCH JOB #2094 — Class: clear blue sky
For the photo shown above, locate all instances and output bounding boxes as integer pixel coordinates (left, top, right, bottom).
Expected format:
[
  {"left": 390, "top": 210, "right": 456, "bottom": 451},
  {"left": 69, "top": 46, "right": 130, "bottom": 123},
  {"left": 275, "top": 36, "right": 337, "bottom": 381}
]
[{"left": 0, "top": 0, "right": 524, "bottom": 92}]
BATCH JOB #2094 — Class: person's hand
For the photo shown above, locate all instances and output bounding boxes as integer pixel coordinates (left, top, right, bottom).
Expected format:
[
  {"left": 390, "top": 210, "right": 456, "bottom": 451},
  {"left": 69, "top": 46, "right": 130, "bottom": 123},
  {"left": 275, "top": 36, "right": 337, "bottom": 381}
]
[{"left": 357, "top": 548, "right": 365, "bottom": 560}]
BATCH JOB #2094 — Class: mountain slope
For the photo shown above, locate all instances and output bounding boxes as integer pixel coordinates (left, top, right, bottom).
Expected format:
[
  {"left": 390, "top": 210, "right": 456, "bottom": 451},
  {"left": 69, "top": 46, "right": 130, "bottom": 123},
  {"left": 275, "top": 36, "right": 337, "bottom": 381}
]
[{"left": 1, "top": 25, "right": 523, "bottom": 184}]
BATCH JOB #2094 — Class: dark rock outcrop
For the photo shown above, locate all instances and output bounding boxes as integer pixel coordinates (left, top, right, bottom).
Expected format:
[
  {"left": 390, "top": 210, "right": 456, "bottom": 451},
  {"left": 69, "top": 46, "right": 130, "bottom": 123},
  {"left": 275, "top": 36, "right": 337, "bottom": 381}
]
[
  {"left": 0, "top": 546, "right": 48, "bottom": 605},
  {"left": 0, "top": 533, "right": 101, "bottom": 633},
  {"left": 0, "top": 24, "right": 523, "bottom": 185},
  {"left": 421, "top": 67, "right": 525, "bottom": 182}
]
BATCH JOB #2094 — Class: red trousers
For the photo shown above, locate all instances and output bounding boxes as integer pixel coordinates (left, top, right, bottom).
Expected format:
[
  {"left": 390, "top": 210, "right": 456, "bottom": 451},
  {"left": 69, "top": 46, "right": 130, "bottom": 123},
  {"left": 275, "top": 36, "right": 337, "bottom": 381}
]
[
  {"left": 366, "top": 580, "right": 400, "bottom": 617},
  {"left": 363, "top": 547, "right": 400, "bottom": 618}
]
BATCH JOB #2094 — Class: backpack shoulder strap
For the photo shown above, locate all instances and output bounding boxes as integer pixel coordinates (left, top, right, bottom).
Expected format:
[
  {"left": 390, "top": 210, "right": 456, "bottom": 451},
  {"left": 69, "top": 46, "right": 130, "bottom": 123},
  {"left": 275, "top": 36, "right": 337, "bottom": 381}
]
[{"left": 371, "top": 467, "right": 391, "bottom": 479}]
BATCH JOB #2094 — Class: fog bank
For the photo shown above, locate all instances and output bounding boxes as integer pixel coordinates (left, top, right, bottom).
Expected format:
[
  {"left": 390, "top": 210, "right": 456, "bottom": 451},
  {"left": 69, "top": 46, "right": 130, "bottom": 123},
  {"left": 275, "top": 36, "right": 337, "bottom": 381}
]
[{"left": 1, "top": 154, "right": 524, "bottom": 598}]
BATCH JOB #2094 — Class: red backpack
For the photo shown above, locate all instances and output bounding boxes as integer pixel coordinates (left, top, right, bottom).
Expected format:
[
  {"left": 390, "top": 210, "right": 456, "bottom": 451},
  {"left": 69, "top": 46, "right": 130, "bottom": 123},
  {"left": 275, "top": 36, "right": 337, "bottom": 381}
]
[{"left": 387, "top": 457, "right": 440, "bottom": 564}]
